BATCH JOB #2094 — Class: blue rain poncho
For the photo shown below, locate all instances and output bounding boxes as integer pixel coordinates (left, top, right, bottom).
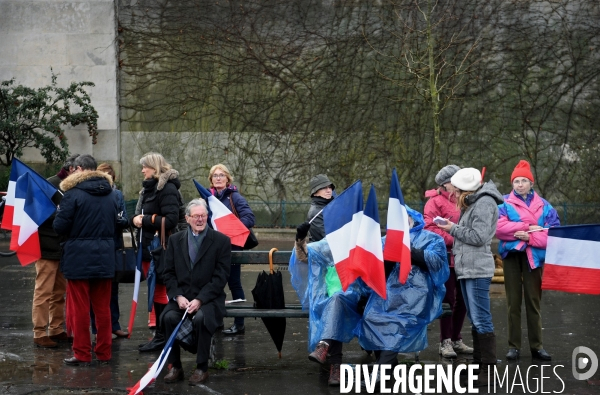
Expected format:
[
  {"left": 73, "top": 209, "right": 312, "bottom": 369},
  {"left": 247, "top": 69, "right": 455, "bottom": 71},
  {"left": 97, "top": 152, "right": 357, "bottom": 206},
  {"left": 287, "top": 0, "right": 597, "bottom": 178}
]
[
  {"left": 290, "top": 206, "right": 449, "bottom": 353},
  {"left": 355, "top": 207, "right": 449, "bottom": 353}
]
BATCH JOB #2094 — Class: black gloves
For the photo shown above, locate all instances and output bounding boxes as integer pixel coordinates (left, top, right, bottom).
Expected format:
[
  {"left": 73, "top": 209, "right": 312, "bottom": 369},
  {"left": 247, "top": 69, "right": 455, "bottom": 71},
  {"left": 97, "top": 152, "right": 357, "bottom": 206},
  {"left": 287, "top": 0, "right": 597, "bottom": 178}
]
[
  {"left": 411, "top": 248, "right": 428, "bottom": 272},
  {"left": 296, "top": 221, "right": 311, "bottom": 241}
]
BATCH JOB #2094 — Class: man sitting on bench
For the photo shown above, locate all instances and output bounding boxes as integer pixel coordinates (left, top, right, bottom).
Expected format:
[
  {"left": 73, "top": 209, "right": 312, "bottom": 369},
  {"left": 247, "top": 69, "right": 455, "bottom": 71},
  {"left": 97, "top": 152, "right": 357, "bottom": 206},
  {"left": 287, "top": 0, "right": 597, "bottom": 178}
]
[{"left": 161, "top": 199, "right": 231, "bottom": 385}]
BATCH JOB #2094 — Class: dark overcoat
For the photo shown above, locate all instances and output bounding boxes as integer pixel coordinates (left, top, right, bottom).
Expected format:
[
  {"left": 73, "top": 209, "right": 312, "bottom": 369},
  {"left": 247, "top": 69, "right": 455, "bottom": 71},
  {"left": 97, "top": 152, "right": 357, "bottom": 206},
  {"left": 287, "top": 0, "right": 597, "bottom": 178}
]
[
  {"left": 161, "top": 227, "right": 231, "bottom": 333},
  {"left": 53, "top": 171, "right": 119, "bottom": 280}
]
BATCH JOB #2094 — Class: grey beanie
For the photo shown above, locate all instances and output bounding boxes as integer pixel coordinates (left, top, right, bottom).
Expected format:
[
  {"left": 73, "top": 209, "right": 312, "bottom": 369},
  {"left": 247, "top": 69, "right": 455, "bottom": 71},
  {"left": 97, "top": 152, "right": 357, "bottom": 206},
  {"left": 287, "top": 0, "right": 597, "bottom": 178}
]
[
  {"left": 309, "top": 174, "right": 335, "bottom": 196},
  {"left": 435, "top": 165, "right": 461, "bottom": 186}
]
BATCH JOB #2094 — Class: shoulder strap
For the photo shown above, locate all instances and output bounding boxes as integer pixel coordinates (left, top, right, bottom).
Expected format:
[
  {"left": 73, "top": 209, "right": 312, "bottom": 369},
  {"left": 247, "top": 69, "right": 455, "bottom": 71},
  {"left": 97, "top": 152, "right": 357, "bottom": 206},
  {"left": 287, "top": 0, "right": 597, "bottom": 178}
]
[
  {"left": 161, "top": 217, "right": 167, "bottom": 249},
  {"left": 229, "top": 195, "right": 239, "bottom": 218}
]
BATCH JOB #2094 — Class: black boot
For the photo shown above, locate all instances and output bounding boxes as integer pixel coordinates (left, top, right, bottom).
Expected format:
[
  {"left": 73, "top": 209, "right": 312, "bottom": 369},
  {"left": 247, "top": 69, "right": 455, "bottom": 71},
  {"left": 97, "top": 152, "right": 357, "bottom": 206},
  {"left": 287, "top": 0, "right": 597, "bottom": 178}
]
[
  {"left": 139, "top": 302, "right": 167, "bottom": 352},
  {"left": 474, "top": 332, "right": 497, "bottom": 387}
]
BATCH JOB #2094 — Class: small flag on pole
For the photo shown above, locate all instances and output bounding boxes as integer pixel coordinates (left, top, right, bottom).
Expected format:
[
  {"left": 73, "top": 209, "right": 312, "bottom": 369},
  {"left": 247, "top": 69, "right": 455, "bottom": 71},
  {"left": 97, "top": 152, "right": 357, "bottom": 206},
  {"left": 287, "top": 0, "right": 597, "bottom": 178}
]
[
  {"left": 127, "top": 309, "right": 189, "bottom": 395},
  {"left": 127, "top": 220, "right": 143, "bottom": 337},
  {"left": 352, "top": 184, "right": 386, "bottom": 299},
  {"left": 193, "top": 179, "right": 250, "bottom": 247},
  {"left": 2, "top": 158, "right": 57, "bottom": 231},
  {"left": 323, "top": 180, "right": 364, "bottom": 292},
  {"left": 10, "top": 172, "right": 57, "bottom": 265},
  {"left": 542, "top": 224, "right": 600, "bottom": 295},
  {"left": 383, "top": 168, "right": 412, "bottom": 284}
]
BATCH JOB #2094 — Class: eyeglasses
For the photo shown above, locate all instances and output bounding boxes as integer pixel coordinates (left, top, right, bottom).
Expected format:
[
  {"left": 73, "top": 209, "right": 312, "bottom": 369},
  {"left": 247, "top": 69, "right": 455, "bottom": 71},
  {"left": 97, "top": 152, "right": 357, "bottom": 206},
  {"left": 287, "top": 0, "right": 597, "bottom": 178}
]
[
  {"left": 212, "top": 173, "right": 226, "bottom": 179},
  {"left": 188, "top": 214, "right": 207, "bottom": 220}
]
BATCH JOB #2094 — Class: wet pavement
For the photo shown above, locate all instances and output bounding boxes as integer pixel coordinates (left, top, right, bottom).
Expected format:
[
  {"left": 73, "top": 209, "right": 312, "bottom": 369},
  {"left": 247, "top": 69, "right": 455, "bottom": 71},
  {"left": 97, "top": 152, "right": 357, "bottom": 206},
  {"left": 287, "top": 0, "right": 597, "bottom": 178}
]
[{"left": 1, "top": 239, "right": 600, "bottom": 395}]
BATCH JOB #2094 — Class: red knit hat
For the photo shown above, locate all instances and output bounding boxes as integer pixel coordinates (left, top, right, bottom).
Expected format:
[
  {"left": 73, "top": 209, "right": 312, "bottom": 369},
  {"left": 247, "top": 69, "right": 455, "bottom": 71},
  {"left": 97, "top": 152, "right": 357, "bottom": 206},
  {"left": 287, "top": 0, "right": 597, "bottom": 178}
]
[{"left": 511, "top": 160, "right": 534, "bottom": 182}]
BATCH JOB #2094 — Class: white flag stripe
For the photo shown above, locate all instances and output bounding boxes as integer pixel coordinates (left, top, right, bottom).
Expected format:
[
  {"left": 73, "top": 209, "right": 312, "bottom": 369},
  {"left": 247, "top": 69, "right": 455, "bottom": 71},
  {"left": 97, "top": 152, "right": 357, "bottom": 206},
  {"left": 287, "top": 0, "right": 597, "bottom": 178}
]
[
  {"left": 546, "top": 237, "right": 600, "bottom": 269},
  {"left": 386, "top": 198, "right": 405, "bottom": 229},
  {"left": 13, "top": 197, "right": 38, "bottom": 244},
  {"left": 356, "top": 215, "right": 384, "bottom": 260},
  {"left": 207, "top": 195, "right": 231, "bottom": 219},
  {"left": 326, "top": 211, "right": 363, "bottom": 263},
  {"left": 5, "top": 180, "right": 16, "bottom": 206}
]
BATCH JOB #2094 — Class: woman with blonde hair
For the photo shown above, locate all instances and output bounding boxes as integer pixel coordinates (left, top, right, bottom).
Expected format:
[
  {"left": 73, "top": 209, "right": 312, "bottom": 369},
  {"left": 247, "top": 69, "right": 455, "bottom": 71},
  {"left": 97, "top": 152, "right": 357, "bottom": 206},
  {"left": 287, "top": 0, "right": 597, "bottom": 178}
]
[
  {"left": 131, "top": 152, "right": 184, "bottom": 352},
  {"left": 436, "top": 167, "right": 503, "bottom": 387},
  {"left": 207, "top": 164, "right": 255, "bottom": 335}
]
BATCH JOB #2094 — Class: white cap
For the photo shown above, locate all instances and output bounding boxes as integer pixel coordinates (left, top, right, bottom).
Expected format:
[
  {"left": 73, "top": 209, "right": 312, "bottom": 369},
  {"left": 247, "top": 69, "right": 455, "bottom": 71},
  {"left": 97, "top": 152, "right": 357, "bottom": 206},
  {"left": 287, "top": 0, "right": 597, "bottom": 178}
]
[{"left": 451, "top": 168, "right": 482, "bottom": 191}]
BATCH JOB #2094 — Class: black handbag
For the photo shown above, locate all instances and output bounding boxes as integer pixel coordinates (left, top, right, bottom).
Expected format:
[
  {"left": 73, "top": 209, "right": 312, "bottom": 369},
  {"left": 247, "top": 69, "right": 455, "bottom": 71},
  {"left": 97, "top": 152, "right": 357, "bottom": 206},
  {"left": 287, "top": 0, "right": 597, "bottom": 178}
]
[
  {"left": 114, "top": 227, "right": 145, "bottom": 283},
  {"left": 229, "top": 195, "right": 259, "bottom": 250}
]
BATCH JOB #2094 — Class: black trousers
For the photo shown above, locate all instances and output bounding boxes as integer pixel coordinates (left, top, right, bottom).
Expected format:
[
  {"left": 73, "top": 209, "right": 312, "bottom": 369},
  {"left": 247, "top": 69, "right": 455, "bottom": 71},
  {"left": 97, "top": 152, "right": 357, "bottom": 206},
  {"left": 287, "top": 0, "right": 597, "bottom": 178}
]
[{"left": 163, "top": 309, "right": 212, "bottom": 367}]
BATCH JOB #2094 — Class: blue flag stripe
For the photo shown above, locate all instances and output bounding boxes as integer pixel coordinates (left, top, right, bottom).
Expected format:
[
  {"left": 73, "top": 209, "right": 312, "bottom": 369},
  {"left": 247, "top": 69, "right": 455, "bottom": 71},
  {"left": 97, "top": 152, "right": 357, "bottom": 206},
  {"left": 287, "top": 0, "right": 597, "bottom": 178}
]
[
  {"left": 548, "top": 224, "right": 600, "bottom": 242},
  {"left": 15, "top": 173, "right": 56, "bottom": 226},
  {"left": 323, "top": 180, "right": 363, "bottom": 234},
  {"left": 364, "top": 184, "right": 380, "bottom": 223},
  {"left": 390, "top": 168, "right": 405, "bottom": 205},
  {"left": 10, "top": 159, "right": 57, "bottom": 200}
]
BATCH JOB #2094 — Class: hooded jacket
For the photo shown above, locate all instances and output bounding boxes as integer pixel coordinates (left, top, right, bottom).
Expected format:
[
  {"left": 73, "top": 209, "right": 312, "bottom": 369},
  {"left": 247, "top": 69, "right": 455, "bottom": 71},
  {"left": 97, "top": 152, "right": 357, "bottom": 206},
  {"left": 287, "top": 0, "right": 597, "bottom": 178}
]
[
  {"left": 449, "top": 180, "right": 504, "bottom": 280},
  {"left": 53, "top": 171, "right": 119, "bottom": 280},
  {"left": 496, "top": 190, "right": 560, "bottom": 270},
  {"left": 133, "top": 169, "right": 184, "bottom": 261},
  {"left": 306, "top": 196, "right": 333, "bottom": 242},
  {"left": 424, "top": 188, "right": 461, "bottom": 266},
  {"left": 210, "top": 184, "right": 255, "bottom": 251}
]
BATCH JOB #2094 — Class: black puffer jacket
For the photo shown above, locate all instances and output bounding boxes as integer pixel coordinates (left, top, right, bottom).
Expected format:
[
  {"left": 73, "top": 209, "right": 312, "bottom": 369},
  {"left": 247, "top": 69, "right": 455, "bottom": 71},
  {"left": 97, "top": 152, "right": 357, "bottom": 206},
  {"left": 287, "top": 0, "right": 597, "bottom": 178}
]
[
  {"left": 53, "top": 171, "right": 119, "bottom": 280},
  {"left": 306, "top": 196, "right": 333, "bottom": 242},
  {"left": 132, "top": 169, "right": 183, "bottom": 262}
]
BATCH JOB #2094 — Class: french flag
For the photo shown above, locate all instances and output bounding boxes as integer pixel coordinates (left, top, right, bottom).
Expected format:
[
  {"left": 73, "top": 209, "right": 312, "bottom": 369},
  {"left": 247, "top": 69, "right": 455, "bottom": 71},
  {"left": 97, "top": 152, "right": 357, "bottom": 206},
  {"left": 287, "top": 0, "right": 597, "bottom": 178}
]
[
  {"left": 353, "top": 184, "right": 386, "bottom": 299},
  {"left": 323, "top": 181, "right": 364, "bottom": 292},
  {"left": 2, "top": 158, "right": 57, "bottom": 231},
  {"left": 383, "top": 168, "right": 411, "bottom": 284},
  {"left": 127, "top": 225, "right": 144, "bottom": 337},
  {"left": 193, "top": 179, "right": 250, "bottom": 247},
  {"left": 128, "top": 310, "right": 189, "bottom": 395},
  {"left": 10, "top": 172, "right": 57, "bottom": 266},
  {"left": 542, "top": 224, "right": 600, "bottom": 295}
]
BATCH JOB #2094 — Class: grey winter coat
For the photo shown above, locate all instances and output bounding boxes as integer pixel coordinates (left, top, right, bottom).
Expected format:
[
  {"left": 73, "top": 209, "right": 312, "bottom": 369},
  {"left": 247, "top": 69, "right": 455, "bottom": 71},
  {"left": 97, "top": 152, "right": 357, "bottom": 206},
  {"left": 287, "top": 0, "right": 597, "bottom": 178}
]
[{"left": 449, "top": 180, "right": 504, "bottom": 280}]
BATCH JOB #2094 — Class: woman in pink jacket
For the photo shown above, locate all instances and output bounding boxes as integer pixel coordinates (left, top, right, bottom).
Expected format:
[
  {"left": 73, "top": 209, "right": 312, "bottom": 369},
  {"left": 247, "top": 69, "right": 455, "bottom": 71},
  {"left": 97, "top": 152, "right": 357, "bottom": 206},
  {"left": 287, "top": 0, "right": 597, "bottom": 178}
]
[
  {"left": 496, "top": 160, "right": 560, "bottom": 361},
  {"left": 424, "top": 165, "right": 472, "bottom": 359}
]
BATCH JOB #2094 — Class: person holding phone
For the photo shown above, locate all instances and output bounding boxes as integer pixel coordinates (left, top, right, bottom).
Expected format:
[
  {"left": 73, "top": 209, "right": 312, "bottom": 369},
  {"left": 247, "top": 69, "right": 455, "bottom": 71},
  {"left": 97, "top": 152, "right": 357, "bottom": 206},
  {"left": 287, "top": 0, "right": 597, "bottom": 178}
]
[
  {"left": 436, "top": 167, "right": 503, "bottom": 387},
  {"left": 424, "top": 165, "right": 472, "bottom": 359},
  {"left": 496, "top": 160, "right": 560, "bottom": 361}
]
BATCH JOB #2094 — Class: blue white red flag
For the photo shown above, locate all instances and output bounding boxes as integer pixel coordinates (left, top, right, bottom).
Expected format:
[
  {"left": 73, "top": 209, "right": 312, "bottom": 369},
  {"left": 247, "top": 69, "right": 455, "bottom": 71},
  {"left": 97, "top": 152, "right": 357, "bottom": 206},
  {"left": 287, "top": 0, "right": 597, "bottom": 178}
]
[
  {"left": 323, "top": 180, "right": 364, "bottom": 292},
  {"left": 543, "top": 224, "right": 600, "bottom": 295},
  {"left": 353, "top": 184, "right": 386, "bottom": 298},
  {"left": 383, "top": 168, "right": 412, "bottom": 284},
  {"left": 2, "top": 158, "right": 57, "bottom": 231},
  {"left": 194, "top": 179, "right": 250, "bottom": 247},
  {"left": 128, "top": 309, "right": 189, "bottom": 395},
  {"left": 127, "top": 222, "right": 144, "bottom": 337},
  {"left": 10, "top": 172, "right": 56, "bottom": 266}
]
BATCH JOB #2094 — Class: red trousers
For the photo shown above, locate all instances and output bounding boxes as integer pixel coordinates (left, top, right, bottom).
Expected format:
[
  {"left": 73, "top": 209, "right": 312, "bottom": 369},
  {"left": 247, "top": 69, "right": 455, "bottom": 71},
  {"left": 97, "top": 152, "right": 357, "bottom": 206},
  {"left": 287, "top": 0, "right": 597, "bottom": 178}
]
[{"left": 67, "top": 279, "right": 112, "bottom": 362}]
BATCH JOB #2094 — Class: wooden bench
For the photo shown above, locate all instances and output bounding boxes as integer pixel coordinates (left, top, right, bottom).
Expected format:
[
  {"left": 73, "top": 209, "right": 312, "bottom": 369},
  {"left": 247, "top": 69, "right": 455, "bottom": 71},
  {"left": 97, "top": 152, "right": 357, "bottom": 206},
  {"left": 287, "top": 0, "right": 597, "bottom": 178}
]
[{"left": 224, "top": 249, "right": 451, "bottom": 319}]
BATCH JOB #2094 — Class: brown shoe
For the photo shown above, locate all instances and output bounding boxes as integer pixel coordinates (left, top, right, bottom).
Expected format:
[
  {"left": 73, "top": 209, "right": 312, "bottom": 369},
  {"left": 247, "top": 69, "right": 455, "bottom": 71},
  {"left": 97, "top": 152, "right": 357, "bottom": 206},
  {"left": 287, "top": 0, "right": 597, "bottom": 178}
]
[
  {"left": 188, "top": 369, "right": 209, "bottom": 386},
  {"left": 34, "top": 336, "right": 58, "bottom": 348},
  {"left": 50, "top": 332, "right": 73, "bottom": 343},
  {"left": 112, "top": 329, "right": 129, "bottom": 338},
  {"left": 164, "top": 367, "right": 184, "bottom": 383}
]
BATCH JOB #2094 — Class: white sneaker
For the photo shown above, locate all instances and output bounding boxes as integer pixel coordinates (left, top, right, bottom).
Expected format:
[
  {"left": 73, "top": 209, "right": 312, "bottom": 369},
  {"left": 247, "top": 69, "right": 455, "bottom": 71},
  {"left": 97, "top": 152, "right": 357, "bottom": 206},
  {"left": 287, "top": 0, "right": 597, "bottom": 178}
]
[
  {"left": 453, "top": 339, "right": 474, "bottom": 354},
  {"left": 439, "top": 339, "right": 457, "bottom": 358}
]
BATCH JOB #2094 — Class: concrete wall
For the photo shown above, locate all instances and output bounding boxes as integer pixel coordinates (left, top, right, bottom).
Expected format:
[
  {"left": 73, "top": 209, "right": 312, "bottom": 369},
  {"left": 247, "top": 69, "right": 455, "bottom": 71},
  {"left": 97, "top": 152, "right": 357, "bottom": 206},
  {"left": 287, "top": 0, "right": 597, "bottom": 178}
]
[{"left": 0, "top": 0, "right": 120, "bottom": 169}]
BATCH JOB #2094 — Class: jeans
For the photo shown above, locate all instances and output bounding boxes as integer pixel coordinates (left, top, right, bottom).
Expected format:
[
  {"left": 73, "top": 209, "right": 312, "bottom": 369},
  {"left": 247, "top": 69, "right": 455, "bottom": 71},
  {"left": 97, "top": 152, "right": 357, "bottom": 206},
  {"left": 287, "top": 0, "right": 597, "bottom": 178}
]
[
  {"left": 440, "top": 267, "right": 468, "bottom": 341},
  {"left": 460, "top": 277, "right": 494, "bottom": 334},
  {"left": 228, "top": 264, "right": 245, "bottom": 326}
]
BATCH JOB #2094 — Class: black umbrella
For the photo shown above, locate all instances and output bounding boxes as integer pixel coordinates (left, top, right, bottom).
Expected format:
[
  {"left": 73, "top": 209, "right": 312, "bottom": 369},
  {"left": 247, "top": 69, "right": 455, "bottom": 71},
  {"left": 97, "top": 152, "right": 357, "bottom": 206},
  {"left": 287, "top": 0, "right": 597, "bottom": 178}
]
[{"left": 251, "top": 247, "right": 286, "bottom": 358}]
